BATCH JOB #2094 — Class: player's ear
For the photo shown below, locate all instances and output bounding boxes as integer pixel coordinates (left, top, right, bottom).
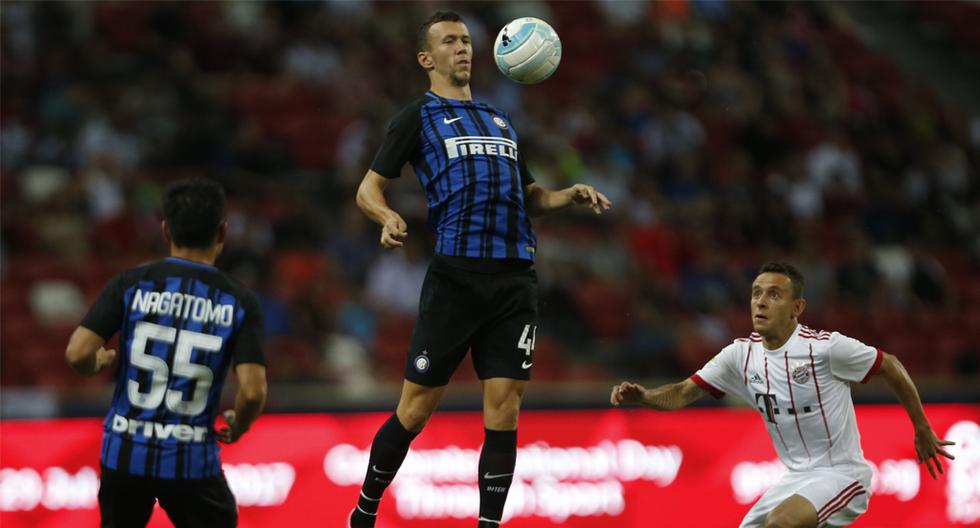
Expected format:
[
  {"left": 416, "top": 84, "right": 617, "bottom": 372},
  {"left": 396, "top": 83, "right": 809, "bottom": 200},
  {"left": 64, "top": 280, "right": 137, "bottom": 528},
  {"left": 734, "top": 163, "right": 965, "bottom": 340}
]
[
  {"left": 161, "top": 220, "right": 171, "bottom": 245},
  {"left": 793, "top": 297, "right": 806, "bottom": 319},
  {"left": 215, "top": 220, "right": 228, "bottom": 245},
  {"left": 418, "top": 50, "right": 434, "bottom": 70}
]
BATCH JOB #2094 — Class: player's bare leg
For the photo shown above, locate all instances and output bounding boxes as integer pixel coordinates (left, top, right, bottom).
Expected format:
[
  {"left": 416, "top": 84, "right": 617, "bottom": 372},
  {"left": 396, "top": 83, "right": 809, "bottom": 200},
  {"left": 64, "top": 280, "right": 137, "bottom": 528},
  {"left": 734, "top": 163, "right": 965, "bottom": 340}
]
[
  {"left": 477, "top": 378, "right": 527, "bottom": 527},
  {"left": 396, "top": 379, "right": 448, "bottom": 432},
  {"left": 483, "top": 377, "right": 526, "bottom": 429},
  {"left": 350, "top": 380, "right": 447, "bottom": 528},
  {"left": 765, "top": 494, "right": 818, "bottom": 528}
]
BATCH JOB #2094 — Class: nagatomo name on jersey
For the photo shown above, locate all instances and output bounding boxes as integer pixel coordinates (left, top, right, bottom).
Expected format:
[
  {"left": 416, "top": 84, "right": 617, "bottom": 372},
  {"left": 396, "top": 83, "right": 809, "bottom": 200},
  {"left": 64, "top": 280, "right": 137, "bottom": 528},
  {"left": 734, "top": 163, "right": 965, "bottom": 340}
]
[{"left": 130, "top": 289, "right": 235, "bottom": 328}]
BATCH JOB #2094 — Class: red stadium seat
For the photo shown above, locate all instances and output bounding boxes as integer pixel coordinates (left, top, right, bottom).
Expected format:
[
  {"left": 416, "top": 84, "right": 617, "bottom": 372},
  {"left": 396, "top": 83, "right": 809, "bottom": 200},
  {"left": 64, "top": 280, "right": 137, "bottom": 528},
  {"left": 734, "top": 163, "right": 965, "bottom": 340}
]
[
  {"left": 263, "top": 336, "right": 321, "bottom": 382},
  {"left": 371, "top": 312, "right": 416, "bottom": 381},
  {"left": 571, "top": 279, "right": 631, "bottom": 340},
  {"left": 273, "top": 251, "right": 331, "bottom": 303}
]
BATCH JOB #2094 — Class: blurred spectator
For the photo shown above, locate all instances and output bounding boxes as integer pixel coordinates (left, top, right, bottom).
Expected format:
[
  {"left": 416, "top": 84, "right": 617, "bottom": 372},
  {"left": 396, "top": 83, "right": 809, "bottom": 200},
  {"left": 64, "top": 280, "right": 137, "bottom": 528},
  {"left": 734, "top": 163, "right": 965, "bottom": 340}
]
[
  {"left": 2, "top": 1, "right": 978, "bottom": 389},
  {"left": 364, "top": 235, "right": 428, "bottom": 315}
]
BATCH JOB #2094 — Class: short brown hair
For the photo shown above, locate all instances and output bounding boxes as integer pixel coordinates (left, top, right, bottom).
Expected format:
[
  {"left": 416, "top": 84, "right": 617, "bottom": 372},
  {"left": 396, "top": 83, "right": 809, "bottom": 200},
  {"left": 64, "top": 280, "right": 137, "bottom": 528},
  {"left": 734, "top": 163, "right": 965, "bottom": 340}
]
[
  {"left": 758, "top": 262, "right": 805, "bottom": 299},
  {"left": 417, "top": 11, "right": 464, "bottom": 52}
]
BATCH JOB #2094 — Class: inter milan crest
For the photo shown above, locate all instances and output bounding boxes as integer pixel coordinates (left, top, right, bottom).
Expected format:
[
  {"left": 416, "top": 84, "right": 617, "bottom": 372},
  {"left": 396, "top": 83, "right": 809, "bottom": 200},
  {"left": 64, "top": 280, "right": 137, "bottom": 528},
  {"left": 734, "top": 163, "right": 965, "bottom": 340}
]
[
  {"left": 414, "top": 352, "right": 430, "bottom": 373},
  {"left": 792, "top": 362, "right": 810, "bottom": 384},
  {"left": 492, "top": 116, "right": 508, "bottom": 129}
]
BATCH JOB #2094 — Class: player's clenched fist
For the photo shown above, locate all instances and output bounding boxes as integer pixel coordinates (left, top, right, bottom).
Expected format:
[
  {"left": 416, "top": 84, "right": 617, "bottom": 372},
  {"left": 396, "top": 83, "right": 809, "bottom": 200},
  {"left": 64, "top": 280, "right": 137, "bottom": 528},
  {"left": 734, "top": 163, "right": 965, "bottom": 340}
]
[
  {"left": 569, "top": 184, "right": 612, "bottom": 215},
  {"left": 610, "top": 381, "right": 647, "bottom": 406},
  {"left": 381, "top": 215, "right": 408, "bottom": 249},
  {"left": 94, "top": 347, "right": 117, "bottom": 373},
  {"left": 217, "top": 410, "right": 244, "bottom": 444}
]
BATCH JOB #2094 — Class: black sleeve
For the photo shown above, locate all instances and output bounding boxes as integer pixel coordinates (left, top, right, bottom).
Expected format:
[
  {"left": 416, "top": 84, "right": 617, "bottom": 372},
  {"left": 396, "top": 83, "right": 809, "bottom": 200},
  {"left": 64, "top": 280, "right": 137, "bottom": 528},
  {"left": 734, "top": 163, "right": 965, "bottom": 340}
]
[
  {"left": 518, "top": 148, "right": 536, "bottom": 187},
  {"left": 79, "top": 273, "right": 125, "bottom": 340},
  {"left": 369, "top": 101, "right": 423, "bottom": 179},
  {"left": 231, "top": 291, "right": 265, "bottom": 366}
]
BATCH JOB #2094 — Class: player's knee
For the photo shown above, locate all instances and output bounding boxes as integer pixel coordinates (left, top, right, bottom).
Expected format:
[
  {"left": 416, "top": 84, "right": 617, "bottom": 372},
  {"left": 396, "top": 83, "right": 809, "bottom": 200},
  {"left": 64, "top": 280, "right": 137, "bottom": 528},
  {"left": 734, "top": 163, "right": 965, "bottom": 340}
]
[
  {"left": 484, "top": 401, "right": 520, "bottom": 430},
  {"left": 764, "top": 510, "right": 806, "bottom": 528},
  {"left": 397, "top": 404, "right": 435, "bottom": 432}
]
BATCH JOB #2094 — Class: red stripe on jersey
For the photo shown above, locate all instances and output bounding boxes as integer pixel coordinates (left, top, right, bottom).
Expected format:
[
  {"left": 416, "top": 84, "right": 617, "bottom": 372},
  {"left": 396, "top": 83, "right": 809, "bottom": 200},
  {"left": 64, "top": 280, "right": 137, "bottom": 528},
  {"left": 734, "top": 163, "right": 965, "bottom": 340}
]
[
  {"left": 784, "top": 351, "right": 812, "bottom": 462},
  {"left": 817, "top": 482, "right": 861, "bottom": 517},
  {"left": 800, "top": 328, "right": 831, "bottom": 338},
  {"left": 860, "top": 348, "right": 884, "bottom": 383},
  {"left": 764, "top": 355, "right": 791, "bottom": 459},
  {"left": 819, "top": 487, "right": 865, "bottom": 523},
  {"left": 810, "top": 344, "right": 835, "bottom": 466},
  {"left": 690, "top": 374, "right": 725, "bottom": 399},
  {"left": 743, "top": 342, "right": 752, "bottom": 385}
]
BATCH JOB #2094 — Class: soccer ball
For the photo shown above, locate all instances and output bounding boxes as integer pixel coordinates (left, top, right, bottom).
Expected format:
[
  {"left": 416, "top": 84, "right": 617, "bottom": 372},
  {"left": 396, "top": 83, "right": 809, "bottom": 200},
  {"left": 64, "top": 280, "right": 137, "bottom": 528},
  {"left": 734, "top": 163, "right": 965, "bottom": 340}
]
[{"left": 493, "top": 17, "right": 562, "bottom": 85}]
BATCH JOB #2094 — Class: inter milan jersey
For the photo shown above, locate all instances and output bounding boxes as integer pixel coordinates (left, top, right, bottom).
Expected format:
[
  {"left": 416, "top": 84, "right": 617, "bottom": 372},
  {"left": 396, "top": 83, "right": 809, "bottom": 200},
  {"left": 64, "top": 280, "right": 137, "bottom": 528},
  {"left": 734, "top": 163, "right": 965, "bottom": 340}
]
[
  {"left": 371, "top": 92, "right": 537, "bottom": 260},
  {"left": 80, "top": 257, "right": 264, "bottom": 479}
]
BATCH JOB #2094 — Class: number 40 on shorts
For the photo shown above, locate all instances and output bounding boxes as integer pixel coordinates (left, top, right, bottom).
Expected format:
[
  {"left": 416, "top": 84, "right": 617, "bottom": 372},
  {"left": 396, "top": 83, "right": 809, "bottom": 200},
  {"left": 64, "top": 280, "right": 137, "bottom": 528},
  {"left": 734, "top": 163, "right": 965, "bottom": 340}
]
[{"left": 517, "top": 324, "right": 536, "bottom": 356}]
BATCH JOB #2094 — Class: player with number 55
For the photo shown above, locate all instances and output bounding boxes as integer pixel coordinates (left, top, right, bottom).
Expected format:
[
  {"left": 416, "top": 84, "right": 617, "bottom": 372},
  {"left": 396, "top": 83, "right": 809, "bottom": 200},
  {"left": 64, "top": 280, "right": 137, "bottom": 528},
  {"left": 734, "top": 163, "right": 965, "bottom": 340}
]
[{"left": 66, "top": 178, "right": 267, "bottom": 528}]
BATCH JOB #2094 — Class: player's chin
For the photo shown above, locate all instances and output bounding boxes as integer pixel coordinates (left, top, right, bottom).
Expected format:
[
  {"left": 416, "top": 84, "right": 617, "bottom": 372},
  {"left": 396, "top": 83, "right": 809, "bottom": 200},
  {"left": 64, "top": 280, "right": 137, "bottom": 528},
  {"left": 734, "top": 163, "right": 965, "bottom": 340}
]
[{"left": 451, "top": 70, "right": 471, "bottom": 85}]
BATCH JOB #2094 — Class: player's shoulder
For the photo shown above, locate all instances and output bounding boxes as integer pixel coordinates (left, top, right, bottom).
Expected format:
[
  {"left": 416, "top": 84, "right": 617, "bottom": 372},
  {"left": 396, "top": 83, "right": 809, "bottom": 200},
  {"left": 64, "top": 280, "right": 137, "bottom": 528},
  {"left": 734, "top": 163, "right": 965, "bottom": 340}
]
[
  {"left": 110, "top": 259, "right": 165, "bottom": 288},
  {"left": 795, "top": 325, "right": 850, "bottom": 357},
  {"left": 797, "top": 325, "right": 844, "bottom": 347},
  {"left": 146, "top": 259, "right": 258, "bottom": 302},
  {"left": 731, "top": 331, "right": 763, "bottom": 348},
  {"left": 207, "top": 267, "right": 260, "bottom": 305},
  {"left": 721, "top": 332, "right": 762, "bottom": 357},
  {"left": 799, "top": 325, "right": 834, "bottom": 342}
]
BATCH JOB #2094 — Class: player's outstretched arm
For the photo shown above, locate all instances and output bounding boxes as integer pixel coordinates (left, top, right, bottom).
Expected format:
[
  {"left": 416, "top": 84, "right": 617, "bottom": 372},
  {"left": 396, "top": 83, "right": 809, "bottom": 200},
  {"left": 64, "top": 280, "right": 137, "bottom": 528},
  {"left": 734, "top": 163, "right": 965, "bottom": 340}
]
[
  {"left": 356, "top": 170, "right": 408, "bottom": 249},
  {"left": 524, "top": 183, "right": 611, "bottom": 217},
  {"left": 218, "top": 363, "right": 267, "bottom": 444},
  {"left": 610, "top": 378, "right": 706, "bottom": 411},
  {"left": 874, "top": 352, "right": 955, "bottom": 479},
  {"left": 65, "top": 326, "right": 117, "bottom": 376}
]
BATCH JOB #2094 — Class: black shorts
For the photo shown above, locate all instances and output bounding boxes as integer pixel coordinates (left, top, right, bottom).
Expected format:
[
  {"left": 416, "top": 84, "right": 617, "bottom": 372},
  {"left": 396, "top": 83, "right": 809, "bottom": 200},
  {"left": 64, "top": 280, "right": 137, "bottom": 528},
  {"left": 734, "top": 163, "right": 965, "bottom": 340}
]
[
  {"left": 405, "top": 255, "right": 539, "bottom": 386},
  {"left": 99, "top": 464, "right": 237, "bottom": 528}
]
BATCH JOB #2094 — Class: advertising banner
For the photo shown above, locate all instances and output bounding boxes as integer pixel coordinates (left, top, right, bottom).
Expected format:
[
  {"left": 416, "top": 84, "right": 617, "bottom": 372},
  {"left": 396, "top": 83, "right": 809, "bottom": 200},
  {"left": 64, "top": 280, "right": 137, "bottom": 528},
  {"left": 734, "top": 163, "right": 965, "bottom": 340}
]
[{"left": 1, "top": 405, "right": 977, "bottom": 527}]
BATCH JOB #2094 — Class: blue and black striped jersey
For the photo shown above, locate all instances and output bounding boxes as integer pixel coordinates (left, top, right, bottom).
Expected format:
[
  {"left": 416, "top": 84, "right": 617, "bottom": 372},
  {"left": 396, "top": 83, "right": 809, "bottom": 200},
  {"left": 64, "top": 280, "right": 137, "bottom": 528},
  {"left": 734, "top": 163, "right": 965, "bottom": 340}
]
[
  {"left": 80, "top": 257, "right": 264, "bottom": 479},
  {"left": 371, "top": 92, "right": 537, "bottom": 260}
]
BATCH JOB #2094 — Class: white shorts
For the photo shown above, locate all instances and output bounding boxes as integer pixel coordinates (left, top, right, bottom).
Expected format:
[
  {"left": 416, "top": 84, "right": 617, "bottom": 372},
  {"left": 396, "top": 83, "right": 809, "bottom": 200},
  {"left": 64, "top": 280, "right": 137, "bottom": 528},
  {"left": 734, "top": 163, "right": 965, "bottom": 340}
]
[{"left": 739, "top": 467, "right": 872, "bottom": 527}]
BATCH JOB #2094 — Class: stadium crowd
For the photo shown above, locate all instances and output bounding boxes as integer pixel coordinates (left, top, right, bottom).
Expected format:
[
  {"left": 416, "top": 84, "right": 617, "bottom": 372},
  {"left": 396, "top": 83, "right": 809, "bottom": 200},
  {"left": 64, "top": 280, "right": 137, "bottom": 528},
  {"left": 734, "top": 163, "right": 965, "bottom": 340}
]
[{"left": 2, "top": 1, "right": 978, "bottom": 393}]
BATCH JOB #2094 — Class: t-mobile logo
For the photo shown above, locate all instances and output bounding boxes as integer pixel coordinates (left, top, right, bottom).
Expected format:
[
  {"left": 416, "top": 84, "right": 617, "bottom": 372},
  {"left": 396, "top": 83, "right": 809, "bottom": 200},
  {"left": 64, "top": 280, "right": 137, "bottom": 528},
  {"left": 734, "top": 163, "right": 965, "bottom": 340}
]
[{"left": 755, "top": 393, "right": 778, "bottom": 424}]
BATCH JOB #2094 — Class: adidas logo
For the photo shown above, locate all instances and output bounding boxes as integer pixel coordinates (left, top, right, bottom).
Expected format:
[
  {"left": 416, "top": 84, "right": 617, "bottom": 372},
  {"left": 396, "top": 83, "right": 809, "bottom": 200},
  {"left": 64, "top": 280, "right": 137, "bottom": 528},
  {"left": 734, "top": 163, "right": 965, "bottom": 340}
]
[{"left": 749, "top": 373, "right": 764, "bottom": 385}]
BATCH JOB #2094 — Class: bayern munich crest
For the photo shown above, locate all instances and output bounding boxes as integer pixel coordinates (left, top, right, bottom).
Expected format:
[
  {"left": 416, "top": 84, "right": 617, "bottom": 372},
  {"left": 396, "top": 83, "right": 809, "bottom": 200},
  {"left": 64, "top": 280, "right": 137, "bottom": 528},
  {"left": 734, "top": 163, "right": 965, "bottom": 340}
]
[
  {"left": 414, "top": 354, "right": 430, "bottom": 373},
  {"left": 792, "top": 363, "right": 810, "bottom": 384},
  {"left": 492, "top": 116, "right": 508, "bottom": 129}
]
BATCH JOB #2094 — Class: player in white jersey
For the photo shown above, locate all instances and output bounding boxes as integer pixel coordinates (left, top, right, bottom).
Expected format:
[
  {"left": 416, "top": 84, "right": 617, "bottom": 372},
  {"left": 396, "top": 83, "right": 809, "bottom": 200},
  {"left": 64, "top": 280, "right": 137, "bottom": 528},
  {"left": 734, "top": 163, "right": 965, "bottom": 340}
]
[{"left": 611, "top": 262, "right": 955, "bottom": 527}]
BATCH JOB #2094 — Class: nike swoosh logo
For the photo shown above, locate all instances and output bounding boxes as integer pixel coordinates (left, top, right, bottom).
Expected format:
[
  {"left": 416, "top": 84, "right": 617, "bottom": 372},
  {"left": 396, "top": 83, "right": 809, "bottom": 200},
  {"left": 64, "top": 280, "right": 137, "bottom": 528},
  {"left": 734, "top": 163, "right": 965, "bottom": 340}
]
[
  {"left": 521, "top": 361, "right": 533, "bottom": 369},
  {"left": 372, "top": 465, "right": 397, "bottom": 474},
  {"left": 443, "top": 116, "right": 463, "bottom": 124},
  {"left": 483, "top": 472, "right": 513, "bottom": 479}
]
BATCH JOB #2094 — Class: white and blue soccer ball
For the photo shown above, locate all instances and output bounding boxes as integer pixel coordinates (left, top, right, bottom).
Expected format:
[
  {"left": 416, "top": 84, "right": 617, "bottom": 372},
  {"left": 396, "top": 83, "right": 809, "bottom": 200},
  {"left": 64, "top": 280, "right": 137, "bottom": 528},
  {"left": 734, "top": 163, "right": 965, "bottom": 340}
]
[{"left": 493, "top": 17, "right": 562, "bottom": 85}]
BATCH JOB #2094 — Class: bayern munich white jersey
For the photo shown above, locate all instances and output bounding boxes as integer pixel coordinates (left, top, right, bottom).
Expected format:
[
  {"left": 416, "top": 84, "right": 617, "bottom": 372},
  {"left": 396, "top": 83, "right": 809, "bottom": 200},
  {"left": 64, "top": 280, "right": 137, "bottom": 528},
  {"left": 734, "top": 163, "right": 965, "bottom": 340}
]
[{"left": 692, "top": 324, "right": 883, "bottom": 472}]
